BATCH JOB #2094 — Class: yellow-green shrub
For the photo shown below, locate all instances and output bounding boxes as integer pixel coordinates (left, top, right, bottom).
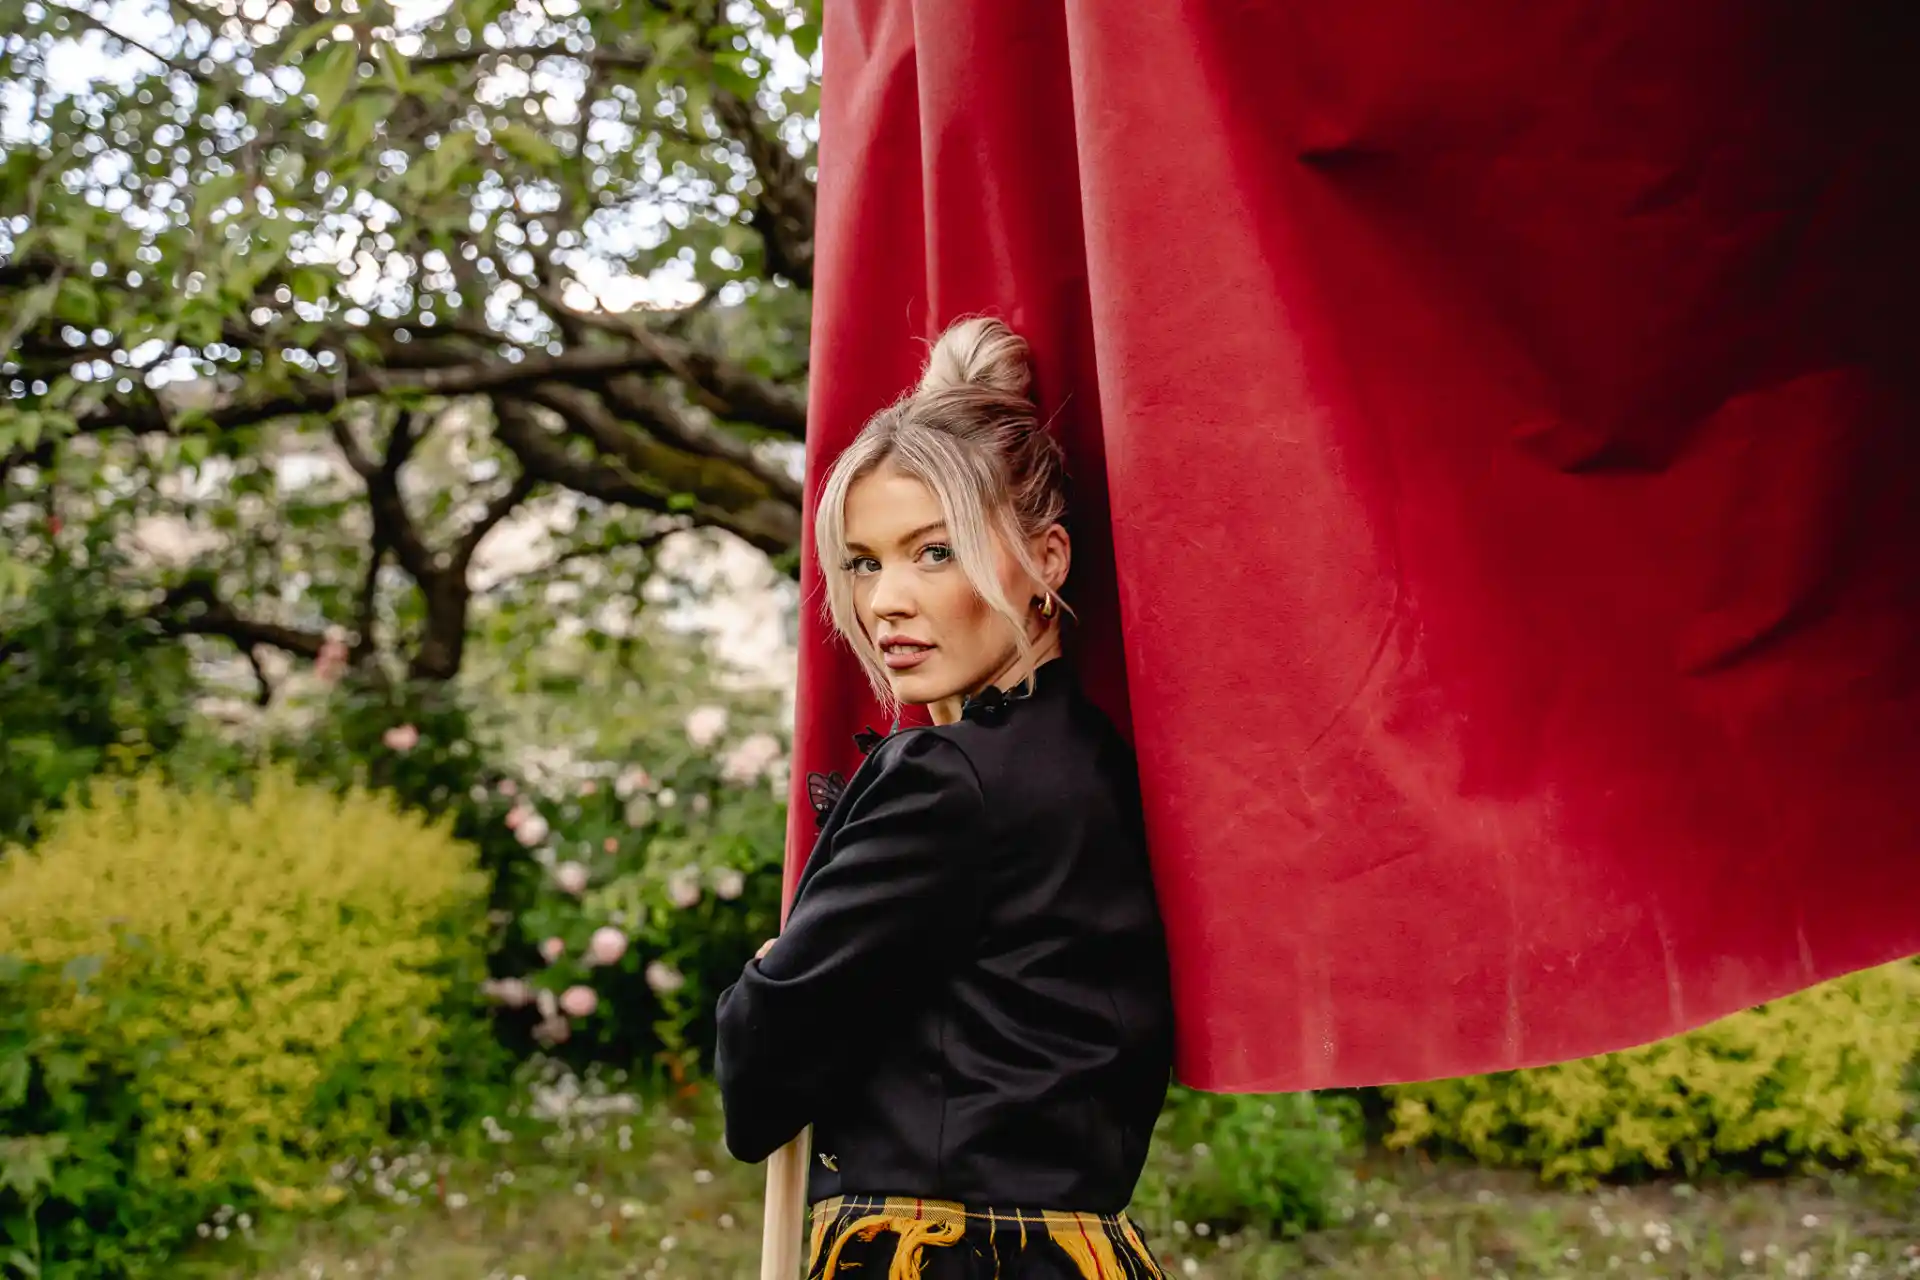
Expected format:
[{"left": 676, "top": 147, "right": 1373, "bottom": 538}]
[
  {"left": 0, "top": 767, "right": 491, "bottom": 1201},
  {"left": 1385, "top": 962, "right": 1920, "bottom": 1184}
]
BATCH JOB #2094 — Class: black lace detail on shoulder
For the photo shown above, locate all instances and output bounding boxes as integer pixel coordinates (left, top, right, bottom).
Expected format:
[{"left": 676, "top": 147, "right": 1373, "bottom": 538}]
[
  {"left": 805, "top": 770, "right": 847, "bottom": 831},
  {"left": 807, "top": 722, "right": 897, "bottom": 830}
]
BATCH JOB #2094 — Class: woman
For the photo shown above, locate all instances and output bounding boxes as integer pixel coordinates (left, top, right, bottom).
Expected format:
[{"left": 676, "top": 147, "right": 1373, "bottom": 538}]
[{"left": 716, "top": 317, "right": 1175, "bottom": 1279}]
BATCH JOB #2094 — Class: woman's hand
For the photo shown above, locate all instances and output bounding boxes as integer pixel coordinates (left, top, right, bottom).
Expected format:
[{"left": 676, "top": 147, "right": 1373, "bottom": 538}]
[{"left": 756, "top": 937, "right": 776, "bottom": 961}]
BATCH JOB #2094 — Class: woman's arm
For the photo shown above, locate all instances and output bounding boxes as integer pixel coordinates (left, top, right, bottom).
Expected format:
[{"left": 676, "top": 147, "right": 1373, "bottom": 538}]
[{"left": 714, "top": 731, "right": 985, "bottom": 1163}]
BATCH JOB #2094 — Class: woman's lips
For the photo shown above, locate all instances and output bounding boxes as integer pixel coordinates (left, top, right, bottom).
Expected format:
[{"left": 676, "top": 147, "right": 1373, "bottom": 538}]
[{"left": 881, "top": 640, "right": 935, "bottom": 671}]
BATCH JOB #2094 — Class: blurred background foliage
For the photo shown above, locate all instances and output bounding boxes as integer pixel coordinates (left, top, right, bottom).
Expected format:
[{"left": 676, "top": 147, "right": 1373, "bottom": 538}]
[{"left": 2, "top": 0, "right": 1918, "bottom": 1274}]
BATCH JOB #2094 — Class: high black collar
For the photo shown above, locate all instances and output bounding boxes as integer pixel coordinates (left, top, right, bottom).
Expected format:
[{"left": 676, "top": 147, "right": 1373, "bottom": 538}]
[
  {"left": 851, "top": 660, "right": 1069, "bottom": 753},
  {"left": 961, "top": 658, "right": 1067, "bottom": 724}
]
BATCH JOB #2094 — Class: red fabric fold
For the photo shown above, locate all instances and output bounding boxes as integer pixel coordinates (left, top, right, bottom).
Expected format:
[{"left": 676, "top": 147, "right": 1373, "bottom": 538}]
[{"left": 792, "top": 0, "right": 1920, "bottom": 1091}]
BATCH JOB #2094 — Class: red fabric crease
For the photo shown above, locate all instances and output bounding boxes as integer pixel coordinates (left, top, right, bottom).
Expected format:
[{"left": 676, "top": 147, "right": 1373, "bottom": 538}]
[{"left": 788, "top": 0, "right": 1920, "bottom": 1091}]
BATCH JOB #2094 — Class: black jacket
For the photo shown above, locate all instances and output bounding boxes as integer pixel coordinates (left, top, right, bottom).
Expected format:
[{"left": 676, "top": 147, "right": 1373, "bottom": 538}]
[{"left": 714, "top": 661, "right": 1174, "bottom": 1212}]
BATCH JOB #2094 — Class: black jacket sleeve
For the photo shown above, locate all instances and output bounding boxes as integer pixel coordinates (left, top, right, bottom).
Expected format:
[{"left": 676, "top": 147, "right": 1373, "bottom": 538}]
[{"left": 713, "top": 731, "right": 985, "bottom": 1163}]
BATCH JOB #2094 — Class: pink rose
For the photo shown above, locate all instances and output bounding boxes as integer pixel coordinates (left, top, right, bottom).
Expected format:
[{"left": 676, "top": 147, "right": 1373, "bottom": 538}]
[
  {"left": 539, "top": 936, "right": 565, "bottom": 964},
  {"left": 665, "top": 871, "right": 701, "bottom": 910},
  {"left": 381, "top": 724, "right": 420, "bottom": 752},
  {"left": 603, "top": 836, "right": 619, "bottom": 854},
  {"left": 560, "top": 985, "right": 599, "bottom": 1018},
  {"left": 514, "top": 811, "right": 550, "bottom": 847},
  {"left": 481, "top": 977, "right": 533, "bottom": 1008},
  {"left": 552, "top": 860, "right": 588, "bottom": 896},
  {"left": 587, "top": 926, "right": 627, "bottom": 966},
  {"left": 645, "top": 961, "right": 685, "bottom": 995},
  {"left": 715, "top": 869, "right": 746, "bottom": 901},
  {"left": 505, "top": 805, "right": 526, "bottom": 830},
  {"left": 498, "top": 778, "right": 518, "bottom": 797},
  {"left": 580, "top": 780, "right": 598, "bottom": 796},
  {"left": 314, "top": 635, "right": 350, "bottom": 685}
]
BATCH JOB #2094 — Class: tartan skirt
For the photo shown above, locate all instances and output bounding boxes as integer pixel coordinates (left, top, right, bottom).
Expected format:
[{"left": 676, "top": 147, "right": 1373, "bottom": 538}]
[{"left": 806, "top": 1195, "right": 1167, "bottom": 1280}]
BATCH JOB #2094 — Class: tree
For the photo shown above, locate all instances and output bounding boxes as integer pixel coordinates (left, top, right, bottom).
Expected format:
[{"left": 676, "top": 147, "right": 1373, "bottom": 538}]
[{"left": 0, "top": 0, "right": 815, "bottom": 687}]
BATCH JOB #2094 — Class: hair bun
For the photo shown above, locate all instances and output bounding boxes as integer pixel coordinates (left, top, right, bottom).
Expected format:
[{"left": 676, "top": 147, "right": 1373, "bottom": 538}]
[{"left": 916, "top": 316, "right": 1033, "bottom": 400}]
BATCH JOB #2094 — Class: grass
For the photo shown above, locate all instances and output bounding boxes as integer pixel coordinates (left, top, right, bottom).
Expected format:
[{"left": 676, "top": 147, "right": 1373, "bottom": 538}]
[{"left": 177, "top": 1060, "right": 1920, "bottom": 1280}]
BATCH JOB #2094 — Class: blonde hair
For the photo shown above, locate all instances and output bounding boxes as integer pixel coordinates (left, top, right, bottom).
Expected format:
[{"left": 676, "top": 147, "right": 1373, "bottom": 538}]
[{"left": 814, "top": 317, "right": 1070, "bottom": 703}]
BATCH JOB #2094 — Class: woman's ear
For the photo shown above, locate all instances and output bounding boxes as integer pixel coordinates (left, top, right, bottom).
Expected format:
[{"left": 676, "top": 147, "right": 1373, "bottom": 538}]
[{"left": 1039, "top": 523, "right": 1072, "bottom": 593}]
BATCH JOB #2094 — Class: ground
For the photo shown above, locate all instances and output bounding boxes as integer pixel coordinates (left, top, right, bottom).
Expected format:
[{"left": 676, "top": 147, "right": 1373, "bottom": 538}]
[{"left": 178, "top": 1065, "right": 1920, "bottom": 1280}]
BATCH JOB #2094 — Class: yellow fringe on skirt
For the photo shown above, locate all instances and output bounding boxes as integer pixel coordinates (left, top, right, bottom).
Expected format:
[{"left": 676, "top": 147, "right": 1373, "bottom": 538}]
[{"left": 807, "top": 1195, "right": 1165, "bottom": 1280}]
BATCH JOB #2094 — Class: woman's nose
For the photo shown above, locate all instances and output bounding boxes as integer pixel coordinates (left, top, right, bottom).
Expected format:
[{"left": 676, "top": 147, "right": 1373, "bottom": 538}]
[{"left": 868, "top": 568, "right": 915, "bottom": 617}]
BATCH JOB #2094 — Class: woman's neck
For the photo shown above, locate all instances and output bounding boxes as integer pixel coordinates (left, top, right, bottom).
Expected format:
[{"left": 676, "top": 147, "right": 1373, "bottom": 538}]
[{"left": 929, "top": 634, "right": 1063, "bottom": 726}]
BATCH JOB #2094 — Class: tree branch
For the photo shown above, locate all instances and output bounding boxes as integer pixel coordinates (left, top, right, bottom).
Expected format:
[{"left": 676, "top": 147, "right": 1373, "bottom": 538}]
[
  {"left": 411, "top": 40, "right": 653, "bottom": 72},
  {"left": 329, "top": 414, "right": 435, "bottom": 583},
  {"left": 571, "top": 373, "right": 800, "bottom": 504},
  {"left": 153, "top": 579, "right": 328, "bottom": 660},
  {"left": 44, "top": 344, "right": 684, "bottom": 445},
  {"left": 710, "top": 87, "right": 815, "bottom": 288},
  {"left": 452, "top": 465, "right": 537, "bottom": 573},
  {"left": 53, "top": 7, "right": 201, "bottom": 80},
  {"left": 492, "top": 396, "right": 795, "bottom": 557},
  {"left": 528, "top": 284, "right": 808, "bottom": 437}
]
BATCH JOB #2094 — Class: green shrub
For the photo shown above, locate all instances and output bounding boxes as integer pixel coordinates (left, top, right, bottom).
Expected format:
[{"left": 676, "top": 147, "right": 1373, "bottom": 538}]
[
  {"left": 1136, "top": 1088, "right": 1359, "bottom": 1238},
  {"left": 1, "top": 951, "right": 197, "bottom": 1277},
  {"left": 1385, "top": 961, "right": 1920, "bottom": 1184},
  {"left": 0, "top": 532, "right": 200, "bottom": 847},
  {"left": 0, "top": 768, "right": 495, "bottom": 1276}
]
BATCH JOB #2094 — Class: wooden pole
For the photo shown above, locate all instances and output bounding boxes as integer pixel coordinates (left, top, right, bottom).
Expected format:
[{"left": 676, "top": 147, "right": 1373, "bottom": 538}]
[{"left": 759, "top": 1127, "right": 811, "bottom": 1279}]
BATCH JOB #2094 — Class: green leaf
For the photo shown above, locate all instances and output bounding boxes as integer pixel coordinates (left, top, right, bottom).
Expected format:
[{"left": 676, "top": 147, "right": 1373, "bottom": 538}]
[
  {"left": 337, "top": 91, "right": 396, "bottom": 155},
  {"left": 713, "top": 61, "right": 757, "bottom": 104},
  {"left": 2, "top": 413, "right": 44, "bottom": 454},
  {"left": 303, "top": 41, "right": 361, "bottom": 116},
  {"left": 375, "top": 43, "right": 415, "bottom": 93},
  {"left": 648, "top": 24, "right": 694, "bottom": 69},
  {"left": 1, "top": 281, "right": 58, "bottom": 353},
  {"left": 410, "top": 131, "right": 477, "bottom": 196},
  {"left": 495, "top": 123, "right": 561, "bottom": 170},
  {"left": 44, "top": 225, "right": 88, "bottom": 262},
  {"left": 280, "top": 20, "right": 334, "bottom": 61},
  {"left": 289, "top": 267, "right": 335, "bottom": 304},
  {"left": 458, "top": 0, "right": 516, "bottom": 30},
  {"left": 790, "top": 20, "right": 820, "bottom": 62},
  {"left": 54, "top": 277, "right": 99, "bottom": 328}
]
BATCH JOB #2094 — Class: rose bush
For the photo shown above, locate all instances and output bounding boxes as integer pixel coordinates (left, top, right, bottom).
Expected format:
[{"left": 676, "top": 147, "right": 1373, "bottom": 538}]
[{"left": 471, "top": 702, "right": 790, "bottom": 1080}]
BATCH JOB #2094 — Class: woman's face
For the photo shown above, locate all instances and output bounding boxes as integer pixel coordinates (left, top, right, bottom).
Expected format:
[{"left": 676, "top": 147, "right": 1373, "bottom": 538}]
[{"left": 840, "top": 464, "right": 1066, "bottom": 715}]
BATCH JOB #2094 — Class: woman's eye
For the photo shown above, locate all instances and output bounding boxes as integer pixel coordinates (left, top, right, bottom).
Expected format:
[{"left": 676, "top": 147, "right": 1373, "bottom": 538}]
[
  {"left": 920, "top": 544, "right": 954, "bottom": 565},
  {"left": 842, "top": 555, "right": 880, "bottom": 575}
]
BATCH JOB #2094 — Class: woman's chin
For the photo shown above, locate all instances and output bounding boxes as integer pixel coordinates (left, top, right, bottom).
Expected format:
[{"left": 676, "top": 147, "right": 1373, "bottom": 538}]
[{"left": 884, "top": 666, "right": 951, "bottom": 707}]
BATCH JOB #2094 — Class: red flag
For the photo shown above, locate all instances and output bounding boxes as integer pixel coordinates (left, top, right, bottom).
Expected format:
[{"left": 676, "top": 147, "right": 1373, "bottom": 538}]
[{"left": 791, "top": 0, "right": 1920, "bottom": 1091}]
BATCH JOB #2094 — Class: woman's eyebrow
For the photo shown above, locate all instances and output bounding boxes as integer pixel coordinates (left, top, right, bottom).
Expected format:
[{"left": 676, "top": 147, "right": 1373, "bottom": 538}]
[{"left": 847, "top": 521, "right": 948, "bottom": 553}]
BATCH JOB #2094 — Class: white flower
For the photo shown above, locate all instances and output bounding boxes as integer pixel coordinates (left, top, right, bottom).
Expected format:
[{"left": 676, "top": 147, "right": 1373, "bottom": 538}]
[
  {"left": 586, "top": 926, "right": 627, "bottom": 966},
  {"left": 657, "top": 788, "right": 677, "bottom": 808},
  {"left": 719, "top": 733, "right": 784, "bottom": 786},
  {"left": 714, "top": 869, "right": 745, "bottom": 901},
  {"left": 623, "top": 794, "right": 655, "bottom": 828},
  {"left": 559, "top": 985, "right": 599, "bottom": 1018},
  {"left": 665, "top": 869, "right": 701, "bottom": 910},
  {"left": 481, "top": 977, "right": 534, "bottom": 1008},
  {"left": 613, "top": 766, "right": 653, "bottom": 799},
  {"left": 539, "top": 936, "right": 565, "bottom": 964},
  {"left": 645, "top": 961, "right": 685, "bottom": 995},
  {"left": 685, "top": 705, "right": 729, "bottom": 748},
  {"left": 515, "top": 811, "right": 550, "bottom": 847},
  {"left": 552, "top": 860, "right": 589, "bottom": 896}
]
